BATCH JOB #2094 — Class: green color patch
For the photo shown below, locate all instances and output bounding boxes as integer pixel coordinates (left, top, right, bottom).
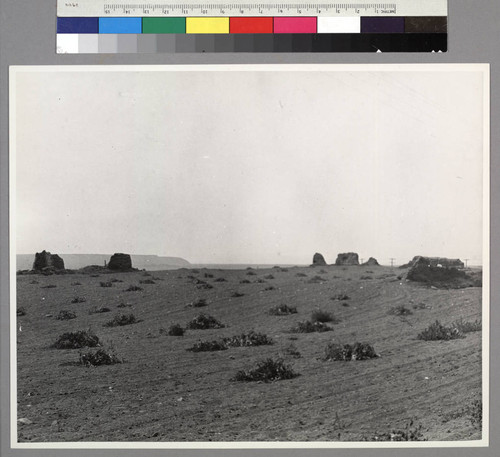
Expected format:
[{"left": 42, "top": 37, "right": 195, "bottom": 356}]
[{"left": 142, "top": 17, "right": 186, "bottom": 34}]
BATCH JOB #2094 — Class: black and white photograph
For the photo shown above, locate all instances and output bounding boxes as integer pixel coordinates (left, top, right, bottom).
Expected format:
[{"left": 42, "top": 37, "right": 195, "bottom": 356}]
[{"left": 9, "top": 64, "right": 489, "bottom": 447}]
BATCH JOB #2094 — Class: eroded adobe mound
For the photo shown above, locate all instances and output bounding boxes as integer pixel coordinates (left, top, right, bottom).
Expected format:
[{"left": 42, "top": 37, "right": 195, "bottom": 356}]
[
  {"left": 362, "top": 257, "right": 379, "bottom": 266},
  {"left": 401, "top": 256, "right": 464, "bottom": 269},
  {"left": 406, "top": 262, "right": 481, "bottom": 289},
  {"left": 108, "top": 253, "right": 133, "bottom": 271},
  {"left": 32, "top": 250, "right": 65, "bottom": 271},
  {"left": 335, "top": 252, "right": 359, "bottom": 266},
  {"left": 311, "top": 253, "right": 327, "bottom": 267}
]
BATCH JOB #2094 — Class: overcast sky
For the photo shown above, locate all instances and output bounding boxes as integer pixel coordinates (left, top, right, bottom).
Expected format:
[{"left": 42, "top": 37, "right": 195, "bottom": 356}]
[{"left": 12, "top": 66, "right": 486, "bottom": 265}]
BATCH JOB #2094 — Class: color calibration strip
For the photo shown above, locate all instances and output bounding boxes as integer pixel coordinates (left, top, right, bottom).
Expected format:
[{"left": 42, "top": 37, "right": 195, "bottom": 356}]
[{"left": 57, "top": 16, "right": 447, "bottom": 52}]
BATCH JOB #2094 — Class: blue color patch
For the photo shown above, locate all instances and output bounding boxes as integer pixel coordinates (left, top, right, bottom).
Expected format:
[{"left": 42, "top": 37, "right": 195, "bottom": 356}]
[
  {"left": 99, "top": 18, "right": 142, "bottom": 34},
  {"left": 57, "top": 17, "right": 99, "bottom": 33}
]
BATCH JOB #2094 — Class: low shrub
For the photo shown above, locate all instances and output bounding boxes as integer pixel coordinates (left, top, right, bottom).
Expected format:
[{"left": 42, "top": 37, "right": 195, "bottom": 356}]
[
  {"left": 388, "top": 305, "right": 413, "bottom": 316},
  {"left": 79, "top": 347, "right": 122, "bottom": 366},
  {"left": 412, "top": 302, "right": 428, "bottom": 310},
  {"left": 41, "top": 284, "right": 57, "bottom": 289},
  {"left": 296, "top": 273, "right": 307, "bottom": 277},
  {"left": 360, "top": 275, "right": 372, "bottom": 280},
  {"left": 52, "top": 329, "right": 100, "bottom": 349},
  {"left": 264, "top": 274, "right": 275, "bottom": 280},
  {"left": 204, "top": 273, "right": 214, "bottom": 278},
  {"left": 240, "top": 279, "right": 251, "bottom": 284},
  {"left": 465, "top": 399, "right": 482, "bottom": 428},
  {"left": 190, "top": 298, "right": 208, "bottom": 308},
  {"left": 264, "top": 286, "right": 276, "bottom": 291},
  {"left": 142, "top": 272, "right": 152, "bottom": 277},
  {"left": 30, "top": 280, "right": 40, "bottom": 284},
  {"left": 186, "top": 314, "right": 225, "bottom": 330},
  {"left": 232, "top": 292, "right": 245, "bottom": 297},
  {"left": 223, "top": 331, "right": 273, "bottom": 347},
  {"left": 324, "top": 342, "right": 378, "bottom": 361},
  {"left": 232, "top": 358, "right": 298, "bottom": 382},
  {"left": 17, "top": 307, "right": 27, "bottom": 316},
  {"left": 125, "top": 285, "right": 143, "bottom": 292},
  {"left": 111, "top": 278, "right": 123, "bottom": 283},
  {"left": 246, "top": 271, "right": 257, "bottom": 276},
  {"left": 282, "top": 343, "right": 301, "bottom": 358},
  {"left": 117, "top": 302, "right": 130, "bottom": 308},
  {"left": 269, "top": 304, "right": 297, "bottom": 316},
  {"left": 71, "top": 282, "right": 82, "bottom": 286},
  {"left": 100, "top": 281, "right": 113, "bottom": 288},
  {"left": 365, "top": 420, "right": 425, "bottom": 441},
  {"left": 254, "top": 279, "right": 266, "bottom": 283},
  {"left": 197, "top": 283, "right": 214, "bottom": 290},
  {"left": 331, "top": 294, "right": 349, "bottom": 301},
  {"left": 214, "top": 277, "right": 227, "bottom": 282},
  {"left": 88, "top": 306, "right": 111, "bottom": 314},
  {"left": 104, "top": 313, "right": 137, "bottom": 327},
  {"left": 168, "top": 324, "right": 185, "bottom": 336},
  {"left": 311, "top": 309, "right": 340, "bottom": 323},
  {"left": 56, "top": 310, "right": 76, "bottom": 320},
  {"left": 451, "top": 318, "right": 482, "bottom": 333},
  {"left": 291, "top": 321, "right": 333, "bottom": 333},
  {"left": 308, "top": 275, "right": 326, "bottom": 283},
  {"left": 279, "top": 268, "right": 289, "bottom": 272},
  {"left": 188, "top": 340, "right": 227, "bottom": 352},
  {"left": 71, "top": 296, "right": 86, "bottom": 304},
  {"left": 139, "top": 279, "right": 156, "bottom": 285},
  {"left": 417, "top": 320, "right": 464, "bottom": 341}
]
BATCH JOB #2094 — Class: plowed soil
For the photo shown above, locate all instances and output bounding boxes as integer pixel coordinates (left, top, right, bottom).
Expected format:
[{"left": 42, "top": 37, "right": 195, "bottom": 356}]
[{"left": 15, "top": 265, "right": 482, "bottom": 442}]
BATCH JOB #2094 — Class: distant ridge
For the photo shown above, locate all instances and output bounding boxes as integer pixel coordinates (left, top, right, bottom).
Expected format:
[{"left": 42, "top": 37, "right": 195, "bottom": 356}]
[{"left": 16, "top": 254, "right": 190, "bottom": 271}]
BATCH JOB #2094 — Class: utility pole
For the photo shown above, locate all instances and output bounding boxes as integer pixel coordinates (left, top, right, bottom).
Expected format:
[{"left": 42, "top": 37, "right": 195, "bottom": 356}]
[
  {"left": 464, "top": 259, "right": 469, "bottom": 268},
  {"left": 360, "top": 258, "right": 364, "bottom": 264},
  {"left": 390, "top": 258, "right": 395, "bottom": 267}
]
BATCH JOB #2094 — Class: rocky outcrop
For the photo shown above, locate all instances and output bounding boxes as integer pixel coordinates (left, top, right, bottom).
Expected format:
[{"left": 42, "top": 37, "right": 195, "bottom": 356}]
[
  {"left": 362, "top": 257, "right": 379, "bottom": 266},
  {"left": 108, "top": 253, "right": 132, "bottom": 271},
  {"left": 401, "top": 256, "right": 464, "bottom": 269},
  {"left": 32, "top": 250, "right": 65, "bottom": 271},
  {"left": 335, "top": 252, "right": 359, "bottom": 266},
  {"left": 311, "top": 253, "right": 327, "bottom": 266}
]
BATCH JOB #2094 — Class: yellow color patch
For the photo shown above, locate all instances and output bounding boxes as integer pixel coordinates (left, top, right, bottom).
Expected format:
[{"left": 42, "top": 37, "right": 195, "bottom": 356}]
[{"left": 186, "top": 17, "right": 229, "bottom": 34}]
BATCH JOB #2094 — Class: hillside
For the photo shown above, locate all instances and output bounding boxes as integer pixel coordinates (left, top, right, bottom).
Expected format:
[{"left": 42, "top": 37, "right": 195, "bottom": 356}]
[{"left": 15, "top": 265, "right": 482, "bottom": 442}]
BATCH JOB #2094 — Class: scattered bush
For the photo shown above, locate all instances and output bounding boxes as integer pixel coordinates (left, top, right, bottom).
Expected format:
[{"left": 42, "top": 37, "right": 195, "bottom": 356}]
[
  {"left": 190, "top": 298, "right": 208, "bottom": 308},
  {"left": 269, "top": 304, "right": 297, "bottom": 315},
  {"left": 79, "top": 347, "right": 122, "bottom": 366},
  {"left": 282, "top": 343, "right": 301, "bottom": 358},
  {"left": 331, "top": 294, "right": 350, "bottom": 301},
  {"left": 360, "top": 275, "right": 372, "bottom": 280},
  {"left": 111, "top": 278, "right": 123, "bottom": 283},
  {"left": 232, "top": 358, "right": 298, "bottom": 382},
  {"left": 308, "top": 275, "right": 326, "bottom": 283},
  {"left": 311, "top": 309, "right": 339, "bottom": 323},
  {"left": 125, "top": 285, "right": 143, "bottom": 292},
  {"left": 264, "top": 274, "right": 275, "bottom": 280},
  {"left": 71, "top": 296, "right": 86, "bottom": 304},
  {"left": 451, "top": 318, "right": 482, "bottom": 333},
  {"left": 365, "top": 420, "right": 425, "bottom": 441},
  {"left": 191, "top": 269, "right": 200, "bottom": 274},
  {"left": 232, "top": 292, "right": 245, "bottom": 297},
  {"left": 319, "top": 269, "right": 327, "bottom": 274},
  {"left": 464, "top": 399, "right": 482, "bottom": 428},
  {"left": 223, "top": 331, "right": 273, "bottom": 347},
  {"left": 254, "top": 279, "right": 266, "bottom": 283},
  {"left": 204, "top": 273, "right": 214, "bottom": 278},
  {"left": 168, "top": 324, "right": 185, "bottom": 336},
  {"left": 291, "top": 321, "right": 333, "bottom": 333},
  {"left": 17, "top": 307, "right": 27, "bottom": 316},
  {"left": 139, "top": 279, "right": 156, "bottom": 285},
  {"left": 197, "top": 283, "right": 214, "bottom": 290},
  {"left": 296, "top": 273, "right": 307, "bottom": 277},
  {"left": 279, "top": 268, "right": 289, "bottom": 272},
  {"left": 90, "top": 274, "right": 100, "bottom": 278},
  {"left": 52, "top": 329, "right": 100, "bottom": 349},
  {"left": 324, "top": 342, "right": 378, "bottom": 361},
  {"left": 41, "top": 284, "right": 57, "bottom": 289},
  {"left": 71, "top": 282, "right": 81, "bottom": 286},
  {"left": 417, "top": 320, "right": 464, "bottom": 341},
  {"left": 246, "top": 271, "right": 257, "bottom": 276},
  {"left": 188, "top": 340, "right": 227, "bottom": 352},
  {"left": 56, "top": 310, "right": 76, "bottom": 320},
  {"left": 186, "top": 314, "right": 225, "bottom": 330},
  {"left": 88, "top": 306, "right": 111, "bottom": 314},
  {"left": 264, "top": 286, "right": 276, "bottom": 291},
  {"left": 214, "top": 277, "right": 227, "bottom": 282},
  {"left": 117, "top": 302, "right": 129, "bottom": 308},
  {"left": 240, "top": 279, "right": 251, "bottom": 284},
  {"left": 412, "top": 302, "right": 428, "bottom": 310},
  {"left": 388, "top": 305, "right": 413, "bottom": 316},
  {"left": 100, "top": 281, "right": 113, "bottom": 288},
  {"left": 104, "top": 313, "right": 137, "bottom": 327},
  {"left": 142, "top": 272, "right": 152, "bottom": 277}
]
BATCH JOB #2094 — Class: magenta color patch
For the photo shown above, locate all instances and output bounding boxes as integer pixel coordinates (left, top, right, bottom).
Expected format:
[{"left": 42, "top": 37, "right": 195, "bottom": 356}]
[{"left": 274, "top": 17, "right": 317, "bottom": 34}]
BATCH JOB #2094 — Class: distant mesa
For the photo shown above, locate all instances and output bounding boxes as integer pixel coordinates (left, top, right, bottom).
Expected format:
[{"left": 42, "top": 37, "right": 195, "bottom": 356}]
[
  {"left": 335, "top": 252, "right": 359, "bottom": 266},
  {"left": 32, "top": 250, "right": 65, "bottom": 271},
  {"left": 108, "top": 253, "right": 133, "bottom": 271},
  {"left": 401, "top": 256, "right": 464, "bottom": 269},
  {"left": 311, "top": 253, "right": 327, "bottom": 267},
  {"left": 362, "top": 257, "right": 379, "bottom": 266}
]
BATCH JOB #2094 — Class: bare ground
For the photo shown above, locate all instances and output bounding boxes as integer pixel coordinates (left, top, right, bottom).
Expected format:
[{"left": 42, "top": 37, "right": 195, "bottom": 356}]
[{"left": 15, "top": 265, "right": 482, "bottom": 442}]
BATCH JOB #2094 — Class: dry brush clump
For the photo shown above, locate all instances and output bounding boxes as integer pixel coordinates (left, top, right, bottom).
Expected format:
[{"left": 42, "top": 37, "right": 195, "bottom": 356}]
[
  {"left": 125, "top": 285, "right": 143, "bottom": 292},
  {"left": 88, "top": 306, "right": 111, "bottom": 314},
  {"left": 388, "top": 305, "right": 413, "bottom": 316},
  {"left": 364, "top": 420, "right": 425, "bottom": 441},
  {"left": 79, "top": 347, "right": 123, "bottom": 367},
  {"left": 139, "top": 279, "right": 156, "bottom": 285},
  {"left": 189, "top": 298, "right": 208, "bottom": 308},
  {"left": 232, "top": 292, "right": 245, "bottom": 297},
  {"left": 311, "top": 309, "right": 340, "bottom": 324},
  {"left": 214, "top": 277, "right": 227, "bottom": 282},
  {"left": 104, "top": 313, "right": 138, "bottom": 327},
  {"left": 52, "top": 329, "right": 100, "bottom": 349},
  {"left": 232, "top": 358, "right": 298, "bottom": 382},
  {"left": 331, "top": 294, "right": 350, "bottom": 301},
  {"left": 269, "top": 304, "right": 297, "bottom": 316},
  {"left": 17, "top": 307, "right": 27, "bottom": 316},
  {"left": 167, "top": 324, "right": 185, "bottom": 336},
  {"left": 186, "top": 314, "right": 225, "bottom": 330},
  {"left": 451, "top": 318, "right": 482, "bottom": 333},
  {"left": 324, "top": 342, "right": 379, "bottom": 361},
  {"left": 71, "top": 296, "right": 86, "bottom": 304},
  {"left": 291, "top": 321, "right": 333, "bottom": 333},
  {"left": 188, "top": 340, "right": 228, "bottom": 352},
  {"left": 417, "top": 320, "right": 465, "bottom": 341},
  {"left": 224, "top": 331, "right": 273, "bottom": 348},
  {"left": 240, "top": 279, "right": 251, "bottom": 284},
  {"left": 56, "top": 310, "right": 76, "bottom": 320}
]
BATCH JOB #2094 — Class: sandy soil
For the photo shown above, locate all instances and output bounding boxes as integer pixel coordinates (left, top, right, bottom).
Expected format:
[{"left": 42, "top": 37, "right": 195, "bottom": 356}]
[{"left": 15, "top": 265, "right": 482, "bottom": 442}]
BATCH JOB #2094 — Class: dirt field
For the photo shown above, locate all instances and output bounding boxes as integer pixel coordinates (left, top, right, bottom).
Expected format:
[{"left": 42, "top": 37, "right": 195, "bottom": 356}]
[{"left": 15, "top": 265, "right": 482, "bottom": 442}]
